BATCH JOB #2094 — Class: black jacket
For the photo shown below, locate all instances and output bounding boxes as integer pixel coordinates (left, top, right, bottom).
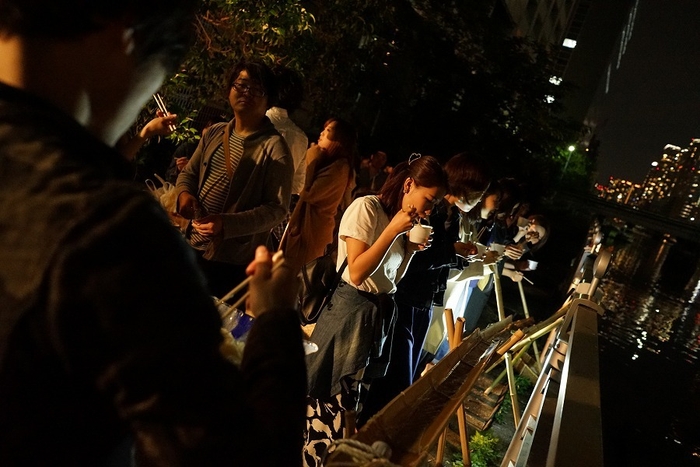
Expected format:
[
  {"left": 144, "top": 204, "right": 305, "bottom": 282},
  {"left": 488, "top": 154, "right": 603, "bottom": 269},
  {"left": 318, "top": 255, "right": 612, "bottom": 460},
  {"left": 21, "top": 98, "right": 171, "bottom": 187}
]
[{"left": 0, "top": 82, "right": 305, "bottom": 466}]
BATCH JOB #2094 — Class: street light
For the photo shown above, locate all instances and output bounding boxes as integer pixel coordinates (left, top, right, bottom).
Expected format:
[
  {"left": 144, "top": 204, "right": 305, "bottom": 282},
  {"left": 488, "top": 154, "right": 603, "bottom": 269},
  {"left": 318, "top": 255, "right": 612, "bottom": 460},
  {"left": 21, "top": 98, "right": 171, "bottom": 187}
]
[{"left": 562, "top": 145, "right": 576, "bottom": 179}]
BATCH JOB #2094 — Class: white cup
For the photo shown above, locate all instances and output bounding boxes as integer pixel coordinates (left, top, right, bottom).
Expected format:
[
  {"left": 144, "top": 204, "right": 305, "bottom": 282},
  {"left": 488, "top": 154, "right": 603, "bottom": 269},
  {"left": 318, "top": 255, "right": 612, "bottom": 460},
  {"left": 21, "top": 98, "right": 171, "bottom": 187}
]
[
  {"left": 409, "top": 224, "right": 433, "bottom": 244},
  {"left": 527, "top": 260, "right": 539, "bottom": 270}
]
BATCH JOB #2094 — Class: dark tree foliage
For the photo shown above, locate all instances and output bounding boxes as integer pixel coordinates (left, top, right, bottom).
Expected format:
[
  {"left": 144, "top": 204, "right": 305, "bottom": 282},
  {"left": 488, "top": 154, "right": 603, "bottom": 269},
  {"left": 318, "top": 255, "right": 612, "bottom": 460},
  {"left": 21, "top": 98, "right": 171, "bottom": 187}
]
[{"left": 142, "top": 0, "right": 591, "bottom": 195}]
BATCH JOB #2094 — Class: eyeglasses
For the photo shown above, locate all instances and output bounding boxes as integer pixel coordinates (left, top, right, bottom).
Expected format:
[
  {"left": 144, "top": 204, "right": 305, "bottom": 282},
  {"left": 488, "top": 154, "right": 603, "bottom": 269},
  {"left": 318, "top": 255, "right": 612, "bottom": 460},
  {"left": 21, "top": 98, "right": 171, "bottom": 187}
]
[{"left": 232, "top": 81, "right": 266, "bottom": 98}]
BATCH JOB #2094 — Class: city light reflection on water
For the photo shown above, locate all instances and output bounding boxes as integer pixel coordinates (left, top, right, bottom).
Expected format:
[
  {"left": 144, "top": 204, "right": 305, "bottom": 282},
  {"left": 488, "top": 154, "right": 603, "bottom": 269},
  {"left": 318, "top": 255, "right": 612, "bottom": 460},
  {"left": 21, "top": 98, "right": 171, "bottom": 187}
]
[{"left": 595, "top": 225, "right": 700, "bottom": 465}]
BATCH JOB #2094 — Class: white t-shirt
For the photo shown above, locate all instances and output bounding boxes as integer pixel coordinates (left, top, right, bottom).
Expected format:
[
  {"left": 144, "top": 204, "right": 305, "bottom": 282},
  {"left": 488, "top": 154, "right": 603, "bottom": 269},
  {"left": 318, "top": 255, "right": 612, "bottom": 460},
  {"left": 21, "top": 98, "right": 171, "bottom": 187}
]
[
  {"left": 266, "top": 107, "right": 308, "bottom": 195},
  {"left": 337, "top": 196, "right": 405, "bottom": 294}
]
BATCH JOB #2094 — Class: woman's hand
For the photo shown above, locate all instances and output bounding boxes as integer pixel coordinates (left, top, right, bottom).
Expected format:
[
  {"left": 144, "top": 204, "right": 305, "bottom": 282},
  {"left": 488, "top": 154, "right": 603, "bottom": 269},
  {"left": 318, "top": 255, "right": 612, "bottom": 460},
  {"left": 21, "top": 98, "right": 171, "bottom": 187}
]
[
  {"left": 388, "top": 207, "right": 416, "bottom": 238},
  {"left": 504, "top": 244, "right": 524, "bottom": 260},
  {"left": 407, "top": 234, "right": 432, "bottom": 253},
  {"left": 454, "top": 241, "right": 478, "bottom": 259}
]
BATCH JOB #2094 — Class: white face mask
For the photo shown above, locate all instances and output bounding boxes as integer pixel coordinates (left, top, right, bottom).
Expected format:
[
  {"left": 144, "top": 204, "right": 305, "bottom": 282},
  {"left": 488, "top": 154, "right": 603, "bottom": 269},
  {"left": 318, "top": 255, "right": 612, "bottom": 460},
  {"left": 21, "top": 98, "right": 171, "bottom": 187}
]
[{"left": 454, "top": 191, "right": 484, "bottom": 213}]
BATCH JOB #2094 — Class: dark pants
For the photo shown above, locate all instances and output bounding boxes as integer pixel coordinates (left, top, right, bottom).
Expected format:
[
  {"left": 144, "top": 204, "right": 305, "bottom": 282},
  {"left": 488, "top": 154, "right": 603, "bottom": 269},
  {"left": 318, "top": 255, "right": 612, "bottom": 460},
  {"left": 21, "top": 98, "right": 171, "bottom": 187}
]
[
  {"left": 356, "top": 299, "right": 432, "bottom": 427},
  {"left": 195, "top": 252, "right": 248, "bottom": 299}
]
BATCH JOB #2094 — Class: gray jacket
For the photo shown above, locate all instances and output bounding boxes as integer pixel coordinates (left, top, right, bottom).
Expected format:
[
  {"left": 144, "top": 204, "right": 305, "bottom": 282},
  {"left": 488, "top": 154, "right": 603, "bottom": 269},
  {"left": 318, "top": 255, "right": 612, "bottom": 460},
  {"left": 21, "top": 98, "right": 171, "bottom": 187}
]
[{"left": 176, "top": 118, "right": 293, "bottom": 264}]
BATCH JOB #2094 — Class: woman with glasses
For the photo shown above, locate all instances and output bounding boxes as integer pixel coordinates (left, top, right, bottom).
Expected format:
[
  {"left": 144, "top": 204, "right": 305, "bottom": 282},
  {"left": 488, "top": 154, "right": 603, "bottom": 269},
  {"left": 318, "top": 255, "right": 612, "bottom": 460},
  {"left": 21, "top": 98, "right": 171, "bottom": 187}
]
[
  {"left": 356, "top": 152, "right": 492, "bottom": 427},
  {"left": 303, "top": 155, "right": 448, "bottom": 466}
]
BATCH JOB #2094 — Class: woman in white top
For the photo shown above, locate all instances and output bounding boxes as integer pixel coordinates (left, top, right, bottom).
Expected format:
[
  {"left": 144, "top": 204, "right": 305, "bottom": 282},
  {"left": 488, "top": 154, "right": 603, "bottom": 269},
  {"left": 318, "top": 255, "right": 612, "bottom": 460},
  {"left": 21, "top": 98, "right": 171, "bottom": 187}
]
[{"left": 303, "top": 155, "right": 447, "bottom": 465}]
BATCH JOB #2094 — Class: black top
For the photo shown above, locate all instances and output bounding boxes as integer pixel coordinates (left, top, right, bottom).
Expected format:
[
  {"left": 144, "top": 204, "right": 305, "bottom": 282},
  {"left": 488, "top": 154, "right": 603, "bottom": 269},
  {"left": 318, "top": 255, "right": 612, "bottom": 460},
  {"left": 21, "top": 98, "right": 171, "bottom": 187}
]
[{"left": 395, "top": 203, "right": 464, "bottom": 308}]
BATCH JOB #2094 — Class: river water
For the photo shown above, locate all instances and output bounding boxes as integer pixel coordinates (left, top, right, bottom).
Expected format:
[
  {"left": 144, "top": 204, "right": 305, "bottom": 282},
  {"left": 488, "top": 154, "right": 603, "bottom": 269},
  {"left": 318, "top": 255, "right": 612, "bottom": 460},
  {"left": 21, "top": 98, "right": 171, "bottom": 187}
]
[{"left": 597, "top": 225, "right": 700, "bottom": 466}]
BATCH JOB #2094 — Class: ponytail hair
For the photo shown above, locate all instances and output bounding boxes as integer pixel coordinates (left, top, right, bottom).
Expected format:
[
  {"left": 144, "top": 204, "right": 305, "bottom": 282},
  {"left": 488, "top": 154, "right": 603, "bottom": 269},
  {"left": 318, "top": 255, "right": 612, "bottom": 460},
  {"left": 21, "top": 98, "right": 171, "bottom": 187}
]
[{"left": 377, "top": 154, "right": 447, "bottom": 216}]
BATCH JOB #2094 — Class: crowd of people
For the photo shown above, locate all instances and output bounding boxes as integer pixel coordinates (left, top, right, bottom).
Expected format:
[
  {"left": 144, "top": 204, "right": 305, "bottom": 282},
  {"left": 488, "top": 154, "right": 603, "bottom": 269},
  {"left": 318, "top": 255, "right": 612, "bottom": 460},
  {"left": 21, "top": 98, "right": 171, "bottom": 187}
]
[{"left": 0, "top": 1, "right": 551, "bottom": 465}]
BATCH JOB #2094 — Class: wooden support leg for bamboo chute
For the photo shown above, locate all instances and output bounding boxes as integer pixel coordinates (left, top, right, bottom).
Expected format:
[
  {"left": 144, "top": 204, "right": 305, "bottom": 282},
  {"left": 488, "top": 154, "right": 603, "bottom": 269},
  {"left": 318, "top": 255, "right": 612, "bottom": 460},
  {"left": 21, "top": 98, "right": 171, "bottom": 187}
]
[
  {"left": 490, "top": 264, "right": 506, "bottom": 321},
  {"left": 434, "top": 308, "right": 455, "bottom": 466},
  {"left": 485, "top": 342, "right": 535, "bottom": 396},
  {"left": 517, "top": 281, "right": 542, "bottom": 373},
  {"left": 453, "top": 317, "right": 471, "bottom": 467},
  {"left": 505, "top": 352, "right": 521, "bottom": 427},
  {"left": 492, "top": 266, "right": 521, "bottom": 427},
  {"left": 434, "top": 314, "right": 472, "bottom": 467}
]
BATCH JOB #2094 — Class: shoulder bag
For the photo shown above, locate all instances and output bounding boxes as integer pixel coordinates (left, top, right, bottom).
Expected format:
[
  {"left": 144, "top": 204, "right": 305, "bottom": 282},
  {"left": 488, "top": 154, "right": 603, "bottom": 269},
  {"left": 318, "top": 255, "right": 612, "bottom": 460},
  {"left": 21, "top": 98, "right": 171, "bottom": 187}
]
[{"left": 298, "top": 253, "right": 348, "bottom": 325}]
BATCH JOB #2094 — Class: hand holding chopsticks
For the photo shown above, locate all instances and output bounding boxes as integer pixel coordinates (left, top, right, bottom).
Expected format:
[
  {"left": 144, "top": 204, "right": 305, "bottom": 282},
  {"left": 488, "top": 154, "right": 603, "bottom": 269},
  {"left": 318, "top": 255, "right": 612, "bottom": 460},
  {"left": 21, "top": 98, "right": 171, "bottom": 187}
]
[
  {"left": 218, "top": 249, "right": 287, "bottom": 320},
  {"left": 153, "top": 93, "right": 177, "bottom": 132}
]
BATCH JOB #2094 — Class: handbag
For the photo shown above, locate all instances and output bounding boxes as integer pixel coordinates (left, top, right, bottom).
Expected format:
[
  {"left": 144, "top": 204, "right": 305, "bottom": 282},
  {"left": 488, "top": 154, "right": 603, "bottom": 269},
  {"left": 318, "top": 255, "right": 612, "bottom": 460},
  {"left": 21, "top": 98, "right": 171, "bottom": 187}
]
[{"left": 298, "top": 253, "right": 348, "bottom": 325}]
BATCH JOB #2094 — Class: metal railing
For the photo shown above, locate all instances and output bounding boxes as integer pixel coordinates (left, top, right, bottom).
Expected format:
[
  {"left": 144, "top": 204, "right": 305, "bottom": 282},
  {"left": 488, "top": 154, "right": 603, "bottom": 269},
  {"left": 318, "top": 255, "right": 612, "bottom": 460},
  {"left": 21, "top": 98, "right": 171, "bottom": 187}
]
[{"left": 501, "top": 251, "right": 610, "bottom": 467}]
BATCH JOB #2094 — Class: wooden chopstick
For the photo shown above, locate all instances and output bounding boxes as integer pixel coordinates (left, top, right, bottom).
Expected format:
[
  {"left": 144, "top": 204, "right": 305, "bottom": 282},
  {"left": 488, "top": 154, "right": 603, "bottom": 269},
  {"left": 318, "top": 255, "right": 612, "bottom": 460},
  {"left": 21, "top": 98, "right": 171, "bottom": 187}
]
[
  {"left": 152, "top": 93, "right": 176, "bottom": 132},
  {"left": 219, "top": 251, "right": 285, "bottom": 319},
  {"left": 218, "top": 250, "right": 284, "bottom": 304}
]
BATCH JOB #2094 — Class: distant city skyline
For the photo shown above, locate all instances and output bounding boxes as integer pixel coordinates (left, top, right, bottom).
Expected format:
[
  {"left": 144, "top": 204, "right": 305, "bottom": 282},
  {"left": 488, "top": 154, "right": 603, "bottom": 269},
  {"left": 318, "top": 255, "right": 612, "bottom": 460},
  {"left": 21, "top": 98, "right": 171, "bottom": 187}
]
[
  {"left": 600, "top": 139, "right": 700, "bottom": 223},
  {"left": 588, "top": 0, "right": 700, "bottom": 185}
]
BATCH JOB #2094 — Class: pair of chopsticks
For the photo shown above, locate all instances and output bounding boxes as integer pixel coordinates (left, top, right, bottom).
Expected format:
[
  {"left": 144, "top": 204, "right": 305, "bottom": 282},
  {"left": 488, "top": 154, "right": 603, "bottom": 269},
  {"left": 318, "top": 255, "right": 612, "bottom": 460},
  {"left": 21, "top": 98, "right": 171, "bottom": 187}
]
[
  {"left": 218, "top": 250, "right": 285, "bottom": 320},
  {"left": 520, "top": 274, "right": 534, "bottom": 285},
  {"left": 152, "top": 93, "right": 177, "bottom": 132}
]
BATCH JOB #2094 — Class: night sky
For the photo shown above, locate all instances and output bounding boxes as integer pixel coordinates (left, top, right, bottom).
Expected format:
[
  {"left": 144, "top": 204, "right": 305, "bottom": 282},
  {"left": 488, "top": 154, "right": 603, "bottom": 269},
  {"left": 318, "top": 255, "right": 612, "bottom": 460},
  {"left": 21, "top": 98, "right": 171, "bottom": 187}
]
[{"left": 592, "top": 0, "right": 700, "bottom": 185}]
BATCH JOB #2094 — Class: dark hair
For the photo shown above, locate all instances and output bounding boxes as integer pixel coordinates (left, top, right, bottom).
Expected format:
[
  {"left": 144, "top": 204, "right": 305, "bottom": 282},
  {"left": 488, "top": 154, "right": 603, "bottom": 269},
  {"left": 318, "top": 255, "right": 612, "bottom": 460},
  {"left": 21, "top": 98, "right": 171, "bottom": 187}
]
[
  {"left": 273, "top": 65, "right": 304, "bottom": 112},
  {"left": 324, "top": 116, "right": 357, "bottom": 157},
  {"left": 0, "top": 1, "right": 198, "bottom": 72},
  {"left": 494, "top": 177, "right": 522, "bottom": 218},
  {"left": 464, "top": 181, "right": 503, "bottom": 222},
  {"left": 225, "top": 59, "right": 277, "bottom": 108},
  {"left": 528, "top": 214, "right": 550, "bottom": 252},
  {"left": 377, "top": 155, "right": 448, "bottom": 216},
  {"left": 443, "top": 152, "right": 491, "bottom": 199}
]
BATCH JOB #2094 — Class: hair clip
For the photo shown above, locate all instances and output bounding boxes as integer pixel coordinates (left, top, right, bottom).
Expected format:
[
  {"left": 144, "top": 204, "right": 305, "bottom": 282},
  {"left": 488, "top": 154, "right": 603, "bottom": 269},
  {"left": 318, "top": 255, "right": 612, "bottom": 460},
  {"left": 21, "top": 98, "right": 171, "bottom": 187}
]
[{"left": 408, "top": 153, "right": 422, "bottom": 165}]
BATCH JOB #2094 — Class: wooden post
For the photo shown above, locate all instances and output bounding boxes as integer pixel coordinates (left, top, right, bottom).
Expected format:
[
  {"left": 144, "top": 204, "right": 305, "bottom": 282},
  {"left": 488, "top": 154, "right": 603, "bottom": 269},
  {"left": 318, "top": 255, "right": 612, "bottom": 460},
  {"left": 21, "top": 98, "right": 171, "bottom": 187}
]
[
  {"left": 445, "top": 308, "right": 456, "bottom": 350},
  {"left": 491, "top": 265, "right": 520, "bottom": 427},
  {"left": 453, "top": 318, "right": 471, "bottom": 467},
  {"left": 435, "top": 308, "right": 456, "bottom": 466},
  {"left": 517, "top": 281, "right": 542, "bottom": 373},
  {"left": 491, "top": 264, "right": 506, "bottom": 321}
]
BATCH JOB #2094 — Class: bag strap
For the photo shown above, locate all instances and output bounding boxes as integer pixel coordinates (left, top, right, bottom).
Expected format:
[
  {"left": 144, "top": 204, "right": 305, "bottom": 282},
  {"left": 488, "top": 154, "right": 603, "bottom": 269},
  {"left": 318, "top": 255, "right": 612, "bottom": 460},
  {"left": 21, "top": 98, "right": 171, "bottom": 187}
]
[
  {"left": 331, "top": 257, "right": 348, "bottom": 290},
  {"left": 224, "top": 124, "right": 233, "bottom": 179}
]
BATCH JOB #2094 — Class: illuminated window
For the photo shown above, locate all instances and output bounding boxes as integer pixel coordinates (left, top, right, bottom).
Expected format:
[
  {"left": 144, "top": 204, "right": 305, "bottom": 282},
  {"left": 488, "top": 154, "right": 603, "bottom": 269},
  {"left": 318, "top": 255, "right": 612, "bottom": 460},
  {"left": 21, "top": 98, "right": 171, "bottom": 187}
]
[{"left": 562, "top": 38, "right": 577, "bottom": 48}]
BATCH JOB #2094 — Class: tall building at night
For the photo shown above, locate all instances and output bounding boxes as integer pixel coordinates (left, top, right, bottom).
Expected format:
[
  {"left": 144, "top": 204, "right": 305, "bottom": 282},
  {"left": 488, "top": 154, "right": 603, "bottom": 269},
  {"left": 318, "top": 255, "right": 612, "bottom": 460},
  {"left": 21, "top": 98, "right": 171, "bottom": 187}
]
[
  {"left": 671, "top": 139, "right": 700, "bottom": 222},
  {"left": 637, "top": 141, "right": 700, "bottom": 223},
  {"left": 503, "top": 0, "right": 637, "bottom": 125},
  {"left": 640, "top": 144, "right": 682, "bottom": 206}
]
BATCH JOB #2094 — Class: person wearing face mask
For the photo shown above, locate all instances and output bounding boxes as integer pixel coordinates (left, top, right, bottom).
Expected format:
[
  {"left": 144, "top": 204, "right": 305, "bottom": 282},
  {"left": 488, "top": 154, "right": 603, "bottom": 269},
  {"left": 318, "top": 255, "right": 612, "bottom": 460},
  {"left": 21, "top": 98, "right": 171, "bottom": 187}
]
[
  {"left": 303, "top": 155, "right": 447, "bottom": 466},
  {"left": 417, "top": 181, "right": 504, "bottom": 371},
  {"left": 279, "top": 117, "right": 358, "bottom": 273},
  {"left": 356, "top": 152, "right": 491, "bottom": 428}
]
